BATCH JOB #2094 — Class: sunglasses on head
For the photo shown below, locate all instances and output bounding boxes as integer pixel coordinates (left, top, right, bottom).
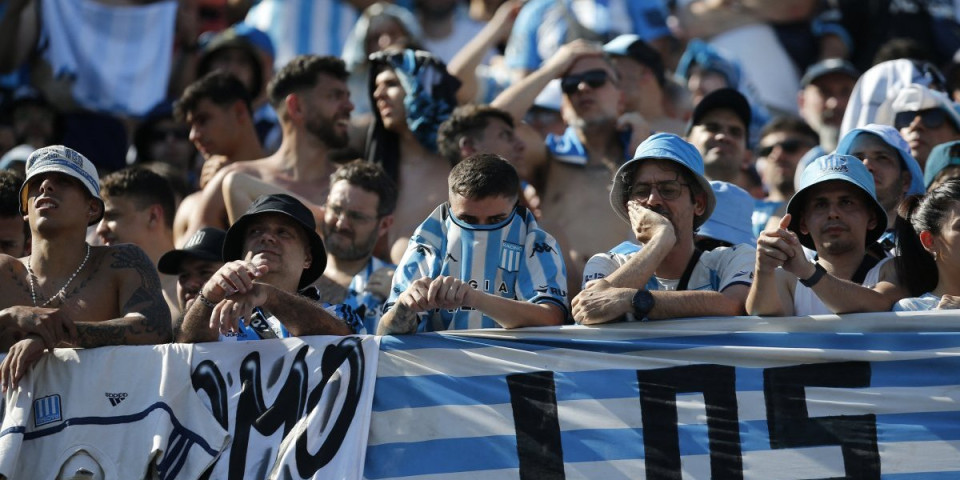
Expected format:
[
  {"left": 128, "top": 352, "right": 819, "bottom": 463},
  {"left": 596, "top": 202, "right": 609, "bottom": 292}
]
[
  {"left": 560, "top": 70, "right": 611, "bottom": 95},
  {"left": 756, "top": 138, "right": 810, "bottom": 158},
  {"left": 894, "top": 108, "right": 948, "bottom": 130}
]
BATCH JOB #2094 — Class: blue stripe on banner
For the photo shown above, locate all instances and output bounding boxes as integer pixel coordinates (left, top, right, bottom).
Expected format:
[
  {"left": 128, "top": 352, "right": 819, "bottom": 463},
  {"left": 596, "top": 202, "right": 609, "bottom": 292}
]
[
  {"left": 365, "top": 435, "right": 520, "bottom": 478},
  {"left": 882, "top": 473, "right": 960, "bottom": 479},
  {"left": 380, "top": 331, "right": 960, "bottom": 354},
  {"left": 378, "top": 333, "right": 555, "bottom": 352}
]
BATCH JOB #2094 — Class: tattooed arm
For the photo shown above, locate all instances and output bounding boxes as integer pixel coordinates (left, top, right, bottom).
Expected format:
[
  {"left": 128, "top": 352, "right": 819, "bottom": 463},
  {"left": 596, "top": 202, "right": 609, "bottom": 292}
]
[{"left": 70, "top": 244, "right": 172, "bottom": 347}]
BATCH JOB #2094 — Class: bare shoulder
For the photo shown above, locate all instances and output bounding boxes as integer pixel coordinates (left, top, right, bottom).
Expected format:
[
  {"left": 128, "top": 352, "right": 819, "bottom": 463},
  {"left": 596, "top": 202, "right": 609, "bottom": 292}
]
[
  {"left": 99, "top": 244, "right": 157, "bottom": 277},
  {"left": 0, "top": 254, "right": 29, "bottom": 302}
]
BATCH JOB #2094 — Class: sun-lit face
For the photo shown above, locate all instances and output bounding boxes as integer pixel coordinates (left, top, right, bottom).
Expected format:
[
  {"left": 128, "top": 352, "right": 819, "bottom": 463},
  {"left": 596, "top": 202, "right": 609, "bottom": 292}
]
[
  {"left": 242, "top": 213, "right": 312, "bottom": 285},
  {"left": 687, "top": 108, "right": 747, "bottom": 181},
  {"left": 560, "top": 57, "right": 621, "bottom": 126},
  {"left": 799, "top": 181, "right": 876, "bottom": 256},
  {"left": 176, "top": 256, "right": 223, "bottom": 310},
  {"left": 96, "top": 194, "right": 153, "bottom": 247},
  {"left": 373, "top": 68, "right": 408, "bottom": 132},
  {"left": 25, "top": 172, "right": 99, "bottom": 232},
  {"left": 846, "top": 132, "right": 909, "bottom": 216},
  {"left": 757, "top": 131, "right": 814, "bottom": 194},
  {"left": 300, "top": 73, "right": 354, "bottom": 148},
  {"left": 469, "top": 117, "right": 526, "bottom": 166},
  {"left": 186, "top": 99, "right": 243, "bottom": 159},
  {"left": 626, "top": 159, "right": 704, "bottom": 240}
]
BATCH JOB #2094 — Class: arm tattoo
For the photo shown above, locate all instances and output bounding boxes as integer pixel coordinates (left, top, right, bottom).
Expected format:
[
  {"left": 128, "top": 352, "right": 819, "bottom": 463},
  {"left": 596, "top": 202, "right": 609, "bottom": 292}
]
[{"left": 76, "top": 245, "right": 171, "bottom": 347}]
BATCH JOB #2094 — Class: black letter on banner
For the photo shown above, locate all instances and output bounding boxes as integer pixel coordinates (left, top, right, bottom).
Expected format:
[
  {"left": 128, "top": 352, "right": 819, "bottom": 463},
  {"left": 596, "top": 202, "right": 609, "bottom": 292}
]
[
  {"left": 230, "top": 346, "right": 311, "bottom": 479},
  {"left": 764, "top": 361, "right": 879, "bottom": 479},
  {"left": 191, "top": 360, "right": 229, "bottom": 429},
  {"left": 294, "top": 337, "right": 367, "bottom": 474},
  {"left": 506, "top": 371, "right": 565, "bottom": 480},
  {"left": 636, "top": 365, "right": 743, "bottom": 480}
]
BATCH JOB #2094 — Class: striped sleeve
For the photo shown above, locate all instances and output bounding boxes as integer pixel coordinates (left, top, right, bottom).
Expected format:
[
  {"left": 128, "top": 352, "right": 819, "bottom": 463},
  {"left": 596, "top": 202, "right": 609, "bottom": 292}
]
[
  {"left": 517, "top": 223, "right": 569, "bottom": 314},
  {"left": 716, "top": 244, "right": 757, "bottom": 291},
  {"left": 383, "top": 208, "right": 446, "bottom": 321}
]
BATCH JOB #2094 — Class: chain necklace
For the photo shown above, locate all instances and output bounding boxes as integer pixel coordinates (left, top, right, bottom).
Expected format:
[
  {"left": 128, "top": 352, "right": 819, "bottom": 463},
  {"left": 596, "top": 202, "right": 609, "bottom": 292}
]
[{"left": 27, "top": 244, "right": 91, "bottom": 307}]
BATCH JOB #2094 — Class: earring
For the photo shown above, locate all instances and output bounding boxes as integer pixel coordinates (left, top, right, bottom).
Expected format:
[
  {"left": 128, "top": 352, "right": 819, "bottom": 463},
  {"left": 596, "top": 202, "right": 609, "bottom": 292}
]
[{"left": 933, "top": 251, "right": 939, "bottom": 262}]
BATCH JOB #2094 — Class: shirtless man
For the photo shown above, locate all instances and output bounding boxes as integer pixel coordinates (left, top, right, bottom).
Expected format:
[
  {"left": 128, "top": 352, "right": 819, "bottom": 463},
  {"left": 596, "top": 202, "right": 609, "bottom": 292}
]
[
  {"left": 0, "top": 146, "right": 171, "bottom": 389},
  {"left": 173, "top": 71, "right": 265, "bottom": 244},
  {"left": 364, "top": 49, "right": 462, "bottom": 262},
  {"left": 492, "top": 40, "right": 650, "bottom": 294},
  {"left": 184, "top": 55, "right": 354, "bottom": 240}
]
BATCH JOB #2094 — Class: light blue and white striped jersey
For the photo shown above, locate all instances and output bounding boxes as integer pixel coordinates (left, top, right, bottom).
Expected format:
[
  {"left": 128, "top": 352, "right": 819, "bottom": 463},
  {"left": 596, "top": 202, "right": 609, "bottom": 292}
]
[
  {"left": 893, "top": 292, "right": 940, "bottom": 312},
  {"left": 245, "top": 0, "right": 361, "bottom": 69},
  {"left": 582, "top": 241, "right": 755, "bottom": 292},
  {"left": 39, "top": 0, "right": 177, "bottom": 116},
  {"left": 386, "top": 204, "right": 569, "bottom": 331},
  {"left": 345, "top": 256, "right": 396, "bottom": 335}
]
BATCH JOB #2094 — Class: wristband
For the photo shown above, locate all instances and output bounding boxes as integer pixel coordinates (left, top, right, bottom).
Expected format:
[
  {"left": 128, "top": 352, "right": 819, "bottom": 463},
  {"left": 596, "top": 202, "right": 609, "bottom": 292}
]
[
  {"left": 197, "top": 292, "right": 218, "bottom": 309},
  {"left": 799, "top": 263, "right": 827, "bottom": 288}
]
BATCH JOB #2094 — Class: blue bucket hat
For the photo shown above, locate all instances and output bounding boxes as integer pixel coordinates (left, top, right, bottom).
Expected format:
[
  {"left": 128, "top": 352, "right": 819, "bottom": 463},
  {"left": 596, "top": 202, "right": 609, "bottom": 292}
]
[
  {"left": 610, "top": 133, "right": 716, "bottom": 228},
  {"left": 697, "top": 181, "right": 756, "bottom": 246},
  {"left": 835, "top": 123, "right": 924, "bottom": 195},
  {"left": 787, "top": 154, "right": 888, "bottom": 249},
  {"left": 925, "top": 140, "right": 960, "bottom": 188}
]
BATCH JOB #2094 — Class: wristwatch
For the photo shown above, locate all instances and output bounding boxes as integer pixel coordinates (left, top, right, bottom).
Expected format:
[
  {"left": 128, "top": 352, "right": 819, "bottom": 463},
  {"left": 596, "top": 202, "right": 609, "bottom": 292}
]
[
  {"left": 799, "top": 263, "right": 827, "bottom": 288},
  {"left": 631, "top": 289, "right": 655, "bottom": 321}
]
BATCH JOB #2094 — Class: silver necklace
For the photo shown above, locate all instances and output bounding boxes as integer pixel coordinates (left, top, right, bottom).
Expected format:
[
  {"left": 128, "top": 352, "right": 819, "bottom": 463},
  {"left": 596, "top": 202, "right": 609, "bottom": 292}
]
[{"left": 27, "top": 244, "right": 91, "bottom": 307}]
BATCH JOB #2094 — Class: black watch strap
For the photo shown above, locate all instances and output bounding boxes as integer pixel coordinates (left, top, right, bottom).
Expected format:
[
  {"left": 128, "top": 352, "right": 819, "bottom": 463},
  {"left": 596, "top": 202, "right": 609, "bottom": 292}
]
[
  {"left": 632, "top": 289, "right": 655, "bottom": 320},
  {"left": 799, "top": 263, "right": 827, "bottom": 288}
]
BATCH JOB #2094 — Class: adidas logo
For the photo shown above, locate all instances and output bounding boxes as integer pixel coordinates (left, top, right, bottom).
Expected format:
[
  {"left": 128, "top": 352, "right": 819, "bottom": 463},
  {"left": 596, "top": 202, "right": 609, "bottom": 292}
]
[{"left": 105, "top": 392, "right": 128, "bottom": 407}]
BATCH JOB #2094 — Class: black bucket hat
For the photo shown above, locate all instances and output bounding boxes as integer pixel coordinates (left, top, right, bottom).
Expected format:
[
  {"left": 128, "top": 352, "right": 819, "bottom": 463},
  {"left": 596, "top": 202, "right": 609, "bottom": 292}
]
[
  {"left": 222, "top": 194, "right": 326, "bottom": 289},
  {"left": 157, "top": 227, "right": 226, "bottom": 275}
]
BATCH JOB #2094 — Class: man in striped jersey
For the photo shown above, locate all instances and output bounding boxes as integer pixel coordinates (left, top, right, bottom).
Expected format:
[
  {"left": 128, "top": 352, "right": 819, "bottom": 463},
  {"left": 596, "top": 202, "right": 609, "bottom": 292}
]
[
  {"left": 572, "top": 133, "right": 755, "bottom": 324},
  {"left": 378, "top": 153, "right": 568, "bottom": 334}
]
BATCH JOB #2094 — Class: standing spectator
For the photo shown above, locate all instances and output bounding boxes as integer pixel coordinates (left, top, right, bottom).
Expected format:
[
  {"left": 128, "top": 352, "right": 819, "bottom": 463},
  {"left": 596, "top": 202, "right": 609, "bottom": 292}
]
[
  {"left": 753, "top": 116, "right": 820, "bottom": 236},
  {"left": 797, "top": 59, "right": 859, "bottom": 152},
  {"left": 686, "top": 88, "right": 754, "bottom": 192},
  {"left": 891, "top": 84, "right": 960, "bottom": 170},
  {"left": 604, "top": 34, "right": 686, "bottom": 135}
]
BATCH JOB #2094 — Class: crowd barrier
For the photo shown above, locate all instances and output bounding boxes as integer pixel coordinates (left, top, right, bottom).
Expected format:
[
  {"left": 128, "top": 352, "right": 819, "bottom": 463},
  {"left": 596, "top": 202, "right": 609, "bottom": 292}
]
[{"left": 1, "top": 311, "right": 959, "bottom": 479}]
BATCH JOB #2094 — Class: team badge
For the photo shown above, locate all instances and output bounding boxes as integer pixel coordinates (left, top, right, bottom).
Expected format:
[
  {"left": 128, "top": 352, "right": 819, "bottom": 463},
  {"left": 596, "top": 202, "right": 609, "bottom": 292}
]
[
  {"left": 34, "top": 394, "right": 62, "bottom": 426},
  {"left": 500, "top": 242, "right": 523, "bottom": 272}
]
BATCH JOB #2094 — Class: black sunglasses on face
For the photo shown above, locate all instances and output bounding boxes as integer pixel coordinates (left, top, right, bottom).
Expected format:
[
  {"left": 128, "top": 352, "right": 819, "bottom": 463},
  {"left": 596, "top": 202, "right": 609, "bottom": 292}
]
[
  {"left": 894, "top": 108, "right": 948, "bottom": 130},
  {"left": 560, "top": 70, "right": 610, "bottom": 95},
  {"left": 756, "top": 138, "right": 809, "bottom": 158}
]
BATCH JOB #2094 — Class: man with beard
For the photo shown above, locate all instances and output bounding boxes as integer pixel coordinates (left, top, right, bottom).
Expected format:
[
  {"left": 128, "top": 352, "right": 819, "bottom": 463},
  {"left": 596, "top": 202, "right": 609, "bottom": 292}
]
[
  {"left": 746, "top": 154, "right": 907, "bottom": 316},
  {"left": 891, "top": 83, "right": 960, "bottom": 170},
  {"left": 571, "top": 134, "right": 755, "bottom": 325},
  {"left": 797, "top": 59, "right": 859, "bottom": 152},
  {"left": 492, "top": 40, "right": 651, "bottom": 295},
  {"left": 302, "top": 161, "right": 397, "bottom": 334},
  {"left": 184, "top": 55, "right": 353, "bottom": 240}
]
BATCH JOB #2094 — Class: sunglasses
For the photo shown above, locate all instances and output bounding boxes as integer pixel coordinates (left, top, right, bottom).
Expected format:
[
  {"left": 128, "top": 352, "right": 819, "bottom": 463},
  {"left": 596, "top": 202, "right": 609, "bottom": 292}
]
[
  {"left": 628, "top": 180, "right": 689, "bottom": 201},
  {"left": 756, "top": 138, "right": 810, "bottom": 158},
  {"left": 560, "top": 70, "right": 611, "bottom": 95},
  {"left": 894, "top": 108, "right": 948, "bottom": 130}
]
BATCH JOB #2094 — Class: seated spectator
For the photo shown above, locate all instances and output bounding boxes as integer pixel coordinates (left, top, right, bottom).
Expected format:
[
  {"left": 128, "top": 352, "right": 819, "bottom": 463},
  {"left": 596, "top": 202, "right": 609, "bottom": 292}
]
[
  {"left": 572, "top": 133, "right": 755, "bottom": 324},
  {"left": 891, "top": 83, "right": 960, "bottom": 170},
  {"left": 301, "top": 161, "right": 398, "bottom": 335},
  {"left": 924, "top": 141, "right": 960, "bottom": 192},
  {"left": 377, "top": 153, "right": 567, "bottom": 334},
  {"left": 0, "top": 146, "right": 171, "bottom": 388},
  {"left": 157, "top": 227, "right": 226, "bottom": 315},
  {"left": 752, "top": 116, "right": 819, "bottom": 236},
  {"left": 747, "top": 154, "right": 907, "bottom": 316},
  {"left": 894, "top": 179, "right": 960, "bottom": 311},
  {"left": 696, "top": 181, "right": 756, "bottom": 251},
  {"left": 603, "top": 34, "right": 686, "bottom": 135},
  {"left": 176, "top": 194, "right": 354, "bottom": 342},
  {"left": 686, "top": 88, "right": 754, "bottom": 190},
  {"left": 0, "top": 170, "right": 28, "bottom": 257}
]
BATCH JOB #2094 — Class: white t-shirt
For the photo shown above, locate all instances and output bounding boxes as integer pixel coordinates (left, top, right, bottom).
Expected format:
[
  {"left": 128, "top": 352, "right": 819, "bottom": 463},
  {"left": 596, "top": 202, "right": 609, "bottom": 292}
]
[{"left": 793, "top": 256, "right": 891, "bottom": 316}]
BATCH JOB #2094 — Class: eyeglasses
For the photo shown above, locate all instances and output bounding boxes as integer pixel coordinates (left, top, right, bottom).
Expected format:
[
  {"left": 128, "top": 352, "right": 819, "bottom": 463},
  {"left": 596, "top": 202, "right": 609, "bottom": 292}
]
[
  {"left": 894, "top": 108, "right": 948, "bottom": 130},
  {"left": 560, "top": 70, "right": 611, "bottom": 95},
  {"left": 328, "top": 204, "right": 377, "bottom": 224},
  {"left": 628, "top": 180, "right": 689, "bottom": 201},
  {"left": 756, "top": 138, "right": 810, "bottom": 157}
]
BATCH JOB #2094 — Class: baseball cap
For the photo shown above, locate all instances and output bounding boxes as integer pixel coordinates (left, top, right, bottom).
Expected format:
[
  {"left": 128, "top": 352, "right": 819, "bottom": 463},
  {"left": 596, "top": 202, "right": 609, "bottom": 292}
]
[
  {"left": 222, "top": 194, "right": 326, "bottom": 289},
  {"left": 610, "top": 133, "right": 716, "bottom": 228},
  {"left": 603, "top": 34, "right": 666, "bottom": 87},
  {"left": 158, "top": 227, "right": 227, "bottom": 275},
  {"left": 19, "top": 145, "right": 103, "bottom": 225},
  {"left": 787, "top": 154, "right": 887, "bottom": 249},
  {"left": 688, "top": 88, "right": 751, "bottom": 135},
  {"left": 697, "top": 181, "right": 756, "bottom": 246},
  {"left": 800, "top": 58, "right": 860, "bottom": 88},
  {"left": 835, "top": 123, "right": 925, "bottom": 195},
  {"left": 891, "top": 84, "right": 960, "bottom": 131},
  {"left": 533, "top": 79, "right": 562, "bottom": 112},
  {"left": 924, "top": 140, "right": 960, "bottom": 188}
]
